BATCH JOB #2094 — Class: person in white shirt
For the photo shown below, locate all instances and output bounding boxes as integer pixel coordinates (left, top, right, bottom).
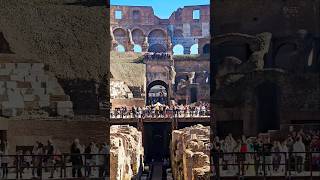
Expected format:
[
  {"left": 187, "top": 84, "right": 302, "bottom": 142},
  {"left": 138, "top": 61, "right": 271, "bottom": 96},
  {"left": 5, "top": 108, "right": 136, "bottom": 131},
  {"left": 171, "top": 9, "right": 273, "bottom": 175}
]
[{"left": 293, "top": 136, "right": 305, "bottom": 173}]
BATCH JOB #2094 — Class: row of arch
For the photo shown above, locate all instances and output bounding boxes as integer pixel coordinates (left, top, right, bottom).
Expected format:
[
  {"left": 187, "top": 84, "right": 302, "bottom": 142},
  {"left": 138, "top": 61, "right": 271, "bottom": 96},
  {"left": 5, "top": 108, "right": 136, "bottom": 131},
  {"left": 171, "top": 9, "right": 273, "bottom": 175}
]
[
  {"left": 115, "top": 43, "right": 210, "bottom": 55},
  {"left": 113, "top": 27, "right": 168, "bottom": 53}
]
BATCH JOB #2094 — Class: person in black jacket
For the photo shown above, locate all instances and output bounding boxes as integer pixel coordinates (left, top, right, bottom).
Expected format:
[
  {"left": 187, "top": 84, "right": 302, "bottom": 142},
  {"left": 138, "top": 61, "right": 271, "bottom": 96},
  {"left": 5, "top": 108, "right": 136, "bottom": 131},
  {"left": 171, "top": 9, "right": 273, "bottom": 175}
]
[
  {"left": 84, "top": 143, "right": 93, "bottom": 177},
  {"left": 70, "top": 139, "right": 83, "bottom": 177}
]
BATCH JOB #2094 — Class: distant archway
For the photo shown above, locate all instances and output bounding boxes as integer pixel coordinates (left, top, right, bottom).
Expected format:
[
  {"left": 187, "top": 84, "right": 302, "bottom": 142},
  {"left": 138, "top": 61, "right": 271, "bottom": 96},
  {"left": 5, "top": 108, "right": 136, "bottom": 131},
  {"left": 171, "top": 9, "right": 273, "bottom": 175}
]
[
  {"left": 146, "top": 80, "right": 169, "bottom": 105},
  {"left": 190, "top": 44, "right": 199, "bottom": 54},
  {"left": 148, "top": 44, "right": 166, "bottom": 53},
  {"left": 116, "top": 44, "right": 125, "bottom": 52},
  {"left": 133, "top": 44, "right": 142, "bottom": 53},
  {"left": 113, "top": 28, "right": 128, "bottom": 46},
  {"left": 131, "top": 28, "right": 145, "bottom": 45},
  {"left": 148, "top": 29, "right": 167, "bottom": 52},
  {"left": 274, "top": 43, "right": 298, "bottom": 70},
  {"left": 173, "top": 44, "right": 184, "bottom": 55},
  {"left": 203, "top": 44, "right": 210, "bottom": 54}
]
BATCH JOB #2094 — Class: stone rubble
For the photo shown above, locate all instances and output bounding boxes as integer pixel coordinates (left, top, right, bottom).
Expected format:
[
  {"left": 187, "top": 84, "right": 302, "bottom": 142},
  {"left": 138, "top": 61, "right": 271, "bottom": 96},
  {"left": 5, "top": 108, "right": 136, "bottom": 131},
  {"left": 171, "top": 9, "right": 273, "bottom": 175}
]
[
  {"left": 110, "top": 125, "right": 144, "bottom": 180},
  {"left": 171, "top": 124, "right": 211, "bottom": 180},
  {"left": 110, "top": 80, "right": 133, "bottom": 99}
]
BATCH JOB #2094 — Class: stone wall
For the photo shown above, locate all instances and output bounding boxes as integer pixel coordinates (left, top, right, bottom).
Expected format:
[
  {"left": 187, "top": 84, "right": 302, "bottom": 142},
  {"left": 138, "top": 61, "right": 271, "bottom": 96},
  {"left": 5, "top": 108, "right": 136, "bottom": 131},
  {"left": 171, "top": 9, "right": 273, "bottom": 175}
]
[
  {"left": 171, "top": 124, "right": 210, "bottom": 180},
  {"left": 0, "top": 54, "right": 73, "bottom": 117},
  {"left": 2, "top": 118, "right": 106, "bottom": 154},
  {"left": 0, "top": 1, "right": 108, "bottom": 81},
  {"left": 213, "top": 0, "right": 320, "bottom": 37},
  {"left": 111, "top": 98, "right": 145, "bottom": 109},
  {"left": 110, "top": 125, "right": 144, "bottom": 180}
]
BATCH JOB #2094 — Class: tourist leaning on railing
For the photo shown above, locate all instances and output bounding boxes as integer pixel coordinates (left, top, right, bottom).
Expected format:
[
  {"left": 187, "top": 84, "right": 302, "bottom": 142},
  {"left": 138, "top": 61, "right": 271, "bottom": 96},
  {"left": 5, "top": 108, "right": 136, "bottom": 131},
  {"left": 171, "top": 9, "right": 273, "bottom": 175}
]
[
  {"left": 211, "top": 129, "right": 320, "bottom": 176},
  {"left": 111, "top": 102, "right": 210, "bottom": 119}
]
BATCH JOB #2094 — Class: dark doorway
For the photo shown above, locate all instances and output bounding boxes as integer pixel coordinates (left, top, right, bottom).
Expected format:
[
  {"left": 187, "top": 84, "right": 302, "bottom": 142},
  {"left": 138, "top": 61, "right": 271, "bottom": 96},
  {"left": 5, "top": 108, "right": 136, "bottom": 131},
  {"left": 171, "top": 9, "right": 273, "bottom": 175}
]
[
  {"left": 256, "top": 82, "right": 280, "bottom": 133},
  {"left": 190, "top": 87, "right": 197, "bottom": 103},
  {"left": 143, "top": 123, "right": 171, "bottom": 163},
  {"left": 146, "top": 80, "right": 169, "bottom": 105},
  {"left": 203, "top": 44, "right": 210, "bottom": 54}
]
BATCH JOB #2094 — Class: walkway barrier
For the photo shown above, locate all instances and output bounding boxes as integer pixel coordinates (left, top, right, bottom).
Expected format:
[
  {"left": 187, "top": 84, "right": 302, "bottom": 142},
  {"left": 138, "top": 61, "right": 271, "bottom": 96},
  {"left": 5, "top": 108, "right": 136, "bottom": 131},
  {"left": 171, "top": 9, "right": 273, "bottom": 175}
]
[
  {"left": 0, "top": 153, "right": 109, "bottom": 179},
  {"left": 210, "top": 151, "right": 320, "bottom": 178},
  {"left": 110, "top": 109, "right": 210, "bottom": 119}
]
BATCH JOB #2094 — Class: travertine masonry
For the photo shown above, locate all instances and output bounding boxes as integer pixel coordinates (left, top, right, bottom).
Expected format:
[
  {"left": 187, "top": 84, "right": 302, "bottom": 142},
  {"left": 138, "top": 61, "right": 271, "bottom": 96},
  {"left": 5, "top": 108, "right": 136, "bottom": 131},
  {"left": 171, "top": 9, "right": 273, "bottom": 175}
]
[
  {"left": 110, "top": 125, "right": 144, "bottom": 180},
  {"left": 0, "top": 54, "right": 73, "bottom": 117},
  {"left": 171, "top": 124, "right": 211, "bottom": 180}
]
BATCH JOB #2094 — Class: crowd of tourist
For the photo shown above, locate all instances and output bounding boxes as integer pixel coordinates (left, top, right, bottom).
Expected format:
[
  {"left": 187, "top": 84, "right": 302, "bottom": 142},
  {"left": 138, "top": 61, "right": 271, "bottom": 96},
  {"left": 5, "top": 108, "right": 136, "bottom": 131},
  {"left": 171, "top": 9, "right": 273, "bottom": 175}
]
[
  {"left": 143, "top": 52, "right": 171, "bottom": 60},
  {"left": 211, "top": 129, "right": 320, "bottom": 176},
  {"left": 0, "top": 139, "right": 109, "bottom": 179},
  {"left": 111, "top": 102, "right": 210, "bottom": 118}
]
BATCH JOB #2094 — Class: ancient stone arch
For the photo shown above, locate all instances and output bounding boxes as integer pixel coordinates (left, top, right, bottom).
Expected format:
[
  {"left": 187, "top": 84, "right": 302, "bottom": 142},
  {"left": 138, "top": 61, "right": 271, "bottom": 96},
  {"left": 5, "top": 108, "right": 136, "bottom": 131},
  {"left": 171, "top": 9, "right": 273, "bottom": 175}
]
[
  {"left": 274, "top": 42, "right": 299, "bottom": 71},
  {"left": 113, "top": 27, "right": 129, "bottom": 51},
  {"left": 131, "top": 28, "right": 145, "bottom": 45},
  {"left": 190, "top": 44, "right": 199, "bottom": 54},
  {"left": 173, "top": 44, "right": 184, "bottom": 55},
  {"left": 147, "top": 29, "right": 168, "bottom": 52},
  {"left": 202, "top": 43, "right": 210, "bottom": 54},
  {"left": 148, "top": 44, "right": 167, "bottom": 53},
  {"left": 146, "top": 80, "right": 169, "bottom": 105}
]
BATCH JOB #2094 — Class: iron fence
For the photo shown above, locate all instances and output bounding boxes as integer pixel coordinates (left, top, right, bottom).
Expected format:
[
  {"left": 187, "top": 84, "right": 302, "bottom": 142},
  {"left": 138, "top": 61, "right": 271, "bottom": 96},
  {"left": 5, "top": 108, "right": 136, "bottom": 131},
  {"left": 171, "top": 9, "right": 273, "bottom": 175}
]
[
  {"left": 0, "top": 153, "right": 109, "bottom": 179},
  {"left": 110, "top": 109, "right": 210, "bottom": 119},
  {"left": 210, "top": 151, "right": 320, "bottom": 178}
]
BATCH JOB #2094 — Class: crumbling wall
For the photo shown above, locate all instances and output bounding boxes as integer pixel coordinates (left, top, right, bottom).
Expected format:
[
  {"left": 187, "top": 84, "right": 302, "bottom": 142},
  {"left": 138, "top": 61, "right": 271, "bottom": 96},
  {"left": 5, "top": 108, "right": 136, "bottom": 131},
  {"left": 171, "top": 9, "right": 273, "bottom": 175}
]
[
  {"left": 0, "top": 0, "right": 108, "bottom": 81},
  {"left": 0, "top": 54, "right": 73, "bottom": 117},
  {"left": 171, "top": 124, "right": 211, "bottom": 180},
  {"left": 110, "top": 125, "right": 144, "bottom": 180}
]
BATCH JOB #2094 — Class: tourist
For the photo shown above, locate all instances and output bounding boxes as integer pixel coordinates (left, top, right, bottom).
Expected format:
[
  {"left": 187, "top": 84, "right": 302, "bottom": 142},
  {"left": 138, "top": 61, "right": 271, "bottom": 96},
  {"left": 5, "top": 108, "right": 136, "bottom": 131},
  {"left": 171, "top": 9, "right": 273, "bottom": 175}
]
[
  {"left": 263, "top": 137, "right": 273, "bottom": 175},
  {"left": 24, "top": 150, "right": 32, "bottom": 170},
  {"left": 34, "top": 141, "right": 44, "bottom": 178},
  {"left": 70, "top": 139, "right": 83, "bottom": 177},
  {"left": 46, "top": 139, "right": 55, "bottom": 178},
  {"left": 84, "top": 142, "right": 94, "bottom": 177},
  {"left": 99, "top": 143, "right": 109, "bottom": 177},
  {"left": 271, "top": 141, "right": 281, "bottom": 172},
  {"left": 279, "top": 140, "right": 288, "bottom": 174},
  {"left": 293, "top": 136, "right": 306, "bottom": 173},
  {"left": 0, "top": 140, "right": 8, "bottom": 179}
]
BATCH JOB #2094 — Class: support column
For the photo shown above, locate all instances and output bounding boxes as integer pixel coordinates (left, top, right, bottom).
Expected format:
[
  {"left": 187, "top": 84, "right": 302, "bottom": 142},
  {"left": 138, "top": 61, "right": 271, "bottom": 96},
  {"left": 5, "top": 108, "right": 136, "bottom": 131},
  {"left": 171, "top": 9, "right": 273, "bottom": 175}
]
[
  {"left": 126, "top": 29, "right": 134, "bottom": 52},
  {"left": 137, "top": 118, "right": 144, "bottom": 144}
]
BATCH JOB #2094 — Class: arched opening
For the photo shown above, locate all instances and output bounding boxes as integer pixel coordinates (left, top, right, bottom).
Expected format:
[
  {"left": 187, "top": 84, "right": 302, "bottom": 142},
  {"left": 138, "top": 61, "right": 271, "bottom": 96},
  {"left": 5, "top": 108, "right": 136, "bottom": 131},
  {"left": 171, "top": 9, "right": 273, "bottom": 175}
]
[
  {"left": 131, "top": 28, "right": 144, "bottom": 45},
  {"left": 190, "top": 44, "right": 199, "bottom": 55},
  {"left": 148, "top": 44, "right": 166, "bottom": 53},
  {"left": 146, "top": 80, "right": 169, "bottom": 105},
  {"left": 113, "top": 28, "right": 128, "bottom": 47},
  {"left": 203, "top": 44, "right": 210, "bottom": 54},
  {"left": 256, "top": 82, "right": 280, "bottom": 133},
  {"left": 116, "top": 44, "right": 125, "bottom": 52},
  {"left": 133, "top": 44, "right": 142, "bottom": 53},
  {"left": 274, "top": 43, "right": 298, "bottom": 70},
  {"left": 173, "top": 44, "right": 184, "bottom": 55},
  {"left": 148, "top": 29, "right": 167, "bottom": 53}
]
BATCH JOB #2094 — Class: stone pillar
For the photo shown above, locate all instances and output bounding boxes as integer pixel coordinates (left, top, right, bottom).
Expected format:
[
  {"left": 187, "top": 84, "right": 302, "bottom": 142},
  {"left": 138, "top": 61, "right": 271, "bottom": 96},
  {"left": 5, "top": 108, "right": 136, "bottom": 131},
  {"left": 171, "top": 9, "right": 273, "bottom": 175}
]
[
  {"left": 184, "top": 46, "right": 191, "bottom": 54},
  {"left": 142, "top": 36, "right": 149, "bottom": 52},
  {"left": 137, "top": 118, "right": 144, "bottom": 144},
  {"left": 126, "top": 29, "right": 134, "bottom": 52}
]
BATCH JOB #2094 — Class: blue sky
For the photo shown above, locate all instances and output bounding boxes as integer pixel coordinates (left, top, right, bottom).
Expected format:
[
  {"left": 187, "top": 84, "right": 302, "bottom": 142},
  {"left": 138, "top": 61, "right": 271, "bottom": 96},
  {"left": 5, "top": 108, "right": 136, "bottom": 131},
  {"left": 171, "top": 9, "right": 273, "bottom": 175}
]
[{"left": 110, "top": 0, "right": 210, "bottom": 19}]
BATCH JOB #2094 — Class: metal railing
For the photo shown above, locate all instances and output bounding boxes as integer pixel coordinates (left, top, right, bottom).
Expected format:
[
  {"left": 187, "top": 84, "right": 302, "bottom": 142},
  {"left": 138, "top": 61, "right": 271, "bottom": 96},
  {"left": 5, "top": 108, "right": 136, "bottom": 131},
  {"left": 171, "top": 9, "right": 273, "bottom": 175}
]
[
  {"left": 210, "top": 151, "right": 320, "bottom": 178},
  {"left": 110, "top": 109, "right": 210, "bottom": 119},
  {"left": 0, "top": 153, "right": 109, "bottom": 179}
]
